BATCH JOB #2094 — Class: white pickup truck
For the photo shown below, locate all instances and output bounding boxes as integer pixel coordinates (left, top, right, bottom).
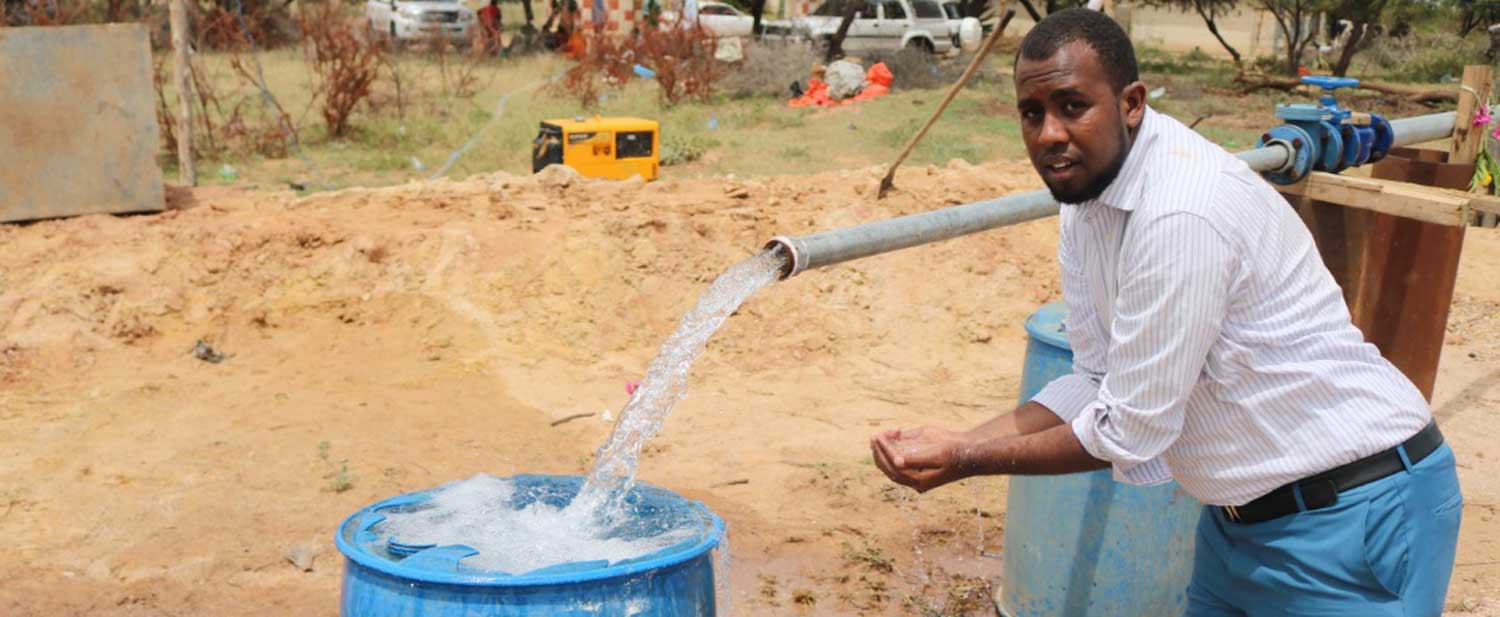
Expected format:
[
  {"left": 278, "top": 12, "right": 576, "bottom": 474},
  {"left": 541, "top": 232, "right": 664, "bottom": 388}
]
[
  {"left": 366, "top": 0, "right": 476, "bottom": 45},
  {"left": 796, "top": 0, "right": 969, "bottom": 54}
]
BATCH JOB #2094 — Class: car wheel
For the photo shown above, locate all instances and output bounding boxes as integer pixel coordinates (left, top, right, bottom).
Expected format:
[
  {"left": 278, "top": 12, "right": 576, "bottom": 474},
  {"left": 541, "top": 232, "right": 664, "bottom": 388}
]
[{"left": 906, "top": 37, "right": 935, "bottom": 54}]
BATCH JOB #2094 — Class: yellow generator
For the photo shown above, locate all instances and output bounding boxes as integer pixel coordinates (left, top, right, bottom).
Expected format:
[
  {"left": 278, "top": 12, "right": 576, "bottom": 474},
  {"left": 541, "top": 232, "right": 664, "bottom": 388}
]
[{"left": 532, "top": 116, "right": 660, "bottom": 181}]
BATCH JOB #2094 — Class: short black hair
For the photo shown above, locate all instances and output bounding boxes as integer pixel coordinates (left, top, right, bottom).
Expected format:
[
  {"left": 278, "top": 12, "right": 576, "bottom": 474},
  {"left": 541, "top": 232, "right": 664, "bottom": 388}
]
[{"left": 1017, "top": 8, "right": 1139, "bottom": 93}]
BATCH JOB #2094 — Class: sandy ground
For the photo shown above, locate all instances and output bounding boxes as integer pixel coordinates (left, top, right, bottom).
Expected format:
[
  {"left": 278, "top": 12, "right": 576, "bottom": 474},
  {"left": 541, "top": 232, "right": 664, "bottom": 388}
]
[{"left": 1, "top": 161, "right": 1497, "bottom": 616}]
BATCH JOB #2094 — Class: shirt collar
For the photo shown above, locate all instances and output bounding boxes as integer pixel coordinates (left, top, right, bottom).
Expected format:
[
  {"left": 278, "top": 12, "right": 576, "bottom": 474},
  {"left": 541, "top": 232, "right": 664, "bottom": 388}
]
[{"left": 1079, "top": 106, "right": 1159, "bottom": 213}]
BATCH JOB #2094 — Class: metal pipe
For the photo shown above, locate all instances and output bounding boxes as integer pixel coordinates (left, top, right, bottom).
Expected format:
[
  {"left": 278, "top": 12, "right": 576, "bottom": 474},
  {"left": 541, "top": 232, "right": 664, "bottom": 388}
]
[
  {"left": 767, "top": 108, "right": 1471, "bottom": 279},
  {"left": 1390, "top": 111, "right": 1458, "bottom": 147}
]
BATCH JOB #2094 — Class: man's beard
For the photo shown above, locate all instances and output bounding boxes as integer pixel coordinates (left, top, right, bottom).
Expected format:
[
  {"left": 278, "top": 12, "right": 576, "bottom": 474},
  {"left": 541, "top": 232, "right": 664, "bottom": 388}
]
[{"left": 1045, "top": 128, "right": 1132, "bottom": 204}]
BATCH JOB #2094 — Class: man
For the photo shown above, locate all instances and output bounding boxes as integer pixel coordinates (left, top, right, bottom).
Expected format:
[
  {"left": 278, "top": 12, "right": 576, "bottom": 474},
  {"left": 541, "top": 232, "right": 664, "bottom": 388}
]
[
  {"left": 477, "top": 0, "right": 503, "bottom": 56},
  {"left": 870, "top": 8, "right": 1462, "bottom": 616}
]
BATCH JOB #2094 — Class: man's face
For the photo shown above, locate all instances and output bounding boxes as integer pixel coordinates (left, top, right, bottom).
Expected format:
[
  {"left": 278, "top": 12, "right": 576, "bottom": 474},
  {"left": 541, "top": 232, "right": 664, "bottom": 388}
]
[{"left": 1014, "top": 41, "right": 1144, "bottom": 204}]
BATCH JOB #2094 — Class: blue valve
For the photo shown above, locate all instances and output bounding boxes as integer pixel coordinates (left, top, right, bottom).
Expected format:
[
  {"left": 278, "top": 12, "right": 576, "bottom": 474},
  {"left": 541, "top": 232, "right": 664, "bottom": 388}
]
[
  {"left": 1301, "top": 76, "right": 1360, "bottom": 109},
  {"left": 1255, "top": 74, "right": 1391, "bottom": 184}
]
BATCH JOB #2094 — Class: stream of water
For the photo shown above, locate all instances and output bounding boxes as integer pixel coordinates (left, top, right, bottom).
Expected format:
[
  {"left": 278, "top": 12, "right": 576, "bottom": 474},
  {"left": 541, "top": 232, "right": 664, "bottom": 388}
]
[
  {"left": 379, "top": 248, "right": 786, "bottom": 585},
  {"left": 569, "top": 248, "right": 787, "bottom": 525}
]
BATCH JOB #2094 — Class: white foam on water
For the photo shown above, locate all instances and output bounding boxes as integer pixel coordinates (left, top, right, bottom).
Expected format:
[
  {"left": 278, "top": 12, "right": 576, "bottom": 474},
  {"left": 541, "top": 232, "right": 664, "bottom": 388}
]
[{"left": 376, "top": 474, "right": 697, "bottom": 574}]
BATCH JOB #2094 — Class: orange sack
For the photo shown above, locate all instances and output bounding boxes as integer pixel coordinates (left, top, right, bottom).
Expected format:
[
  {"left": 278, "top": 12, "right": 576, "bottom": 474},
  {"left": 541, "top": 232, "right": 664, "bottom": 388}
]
[
  {"left": 788, "top": 78, "right": 832, "bottom": 108},
  {"left": 789, "top": 62, "right": 894, "bottom": 108}
]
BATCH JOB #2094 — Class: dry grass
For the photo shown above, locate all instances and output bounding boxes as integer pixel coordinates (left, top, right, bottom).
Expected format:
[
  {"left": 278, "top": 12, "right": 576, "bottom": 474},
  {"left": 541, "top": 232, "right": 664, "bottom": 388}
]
[{"left": 153, "top": 41, "right": 1282, "bottom": 188}]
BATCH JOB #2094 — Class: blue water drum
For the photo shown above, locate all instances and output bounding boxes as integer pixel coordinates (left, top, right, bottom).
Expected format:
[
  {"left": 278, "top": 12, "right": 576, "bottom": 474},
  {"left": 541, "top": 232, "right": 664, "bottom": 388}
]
[
  {"left": 998, "top": 302, "right": 1201, "bottom": 617},
  {"left": 336, "top": 474, "right": 724, "bottom": 616}
]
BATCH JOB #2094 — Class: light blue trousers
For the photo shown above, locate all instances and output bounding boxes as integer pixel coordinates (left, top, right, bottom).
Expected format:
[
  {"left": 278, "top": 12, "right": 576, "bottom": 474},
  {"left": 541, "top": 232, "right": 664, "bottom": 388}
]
[{"left": 1187, "top": 444, "right": 1462, "bottom": 617}]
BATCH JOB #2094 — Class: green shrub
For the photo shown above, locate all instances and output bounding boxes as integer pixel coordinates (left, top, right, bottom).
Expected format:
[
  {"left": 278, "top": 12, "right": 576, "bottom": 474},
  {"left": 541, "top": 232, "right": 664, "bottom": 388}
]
[{"left": 660, "top": 134, "right": 718, "bottom": 166}]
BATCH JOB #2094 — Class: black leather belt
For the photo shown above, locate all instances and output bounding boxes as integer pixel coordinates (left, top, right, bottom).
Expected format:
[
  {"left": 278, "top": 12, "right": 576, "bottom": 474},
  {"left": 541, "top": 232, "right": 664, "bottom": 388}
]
[{"left": 1221, "top": 421, "right": 1443, "bottom": 525}]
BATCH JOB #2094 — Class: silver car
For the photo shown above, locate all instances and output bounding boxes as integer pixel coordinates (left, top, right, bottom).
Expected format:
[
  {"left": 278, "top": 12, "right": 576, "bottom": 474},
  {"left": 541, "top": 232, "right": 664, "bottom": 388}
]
[{"left": 796, "top": 0, "right": 954, "bottom": 54}]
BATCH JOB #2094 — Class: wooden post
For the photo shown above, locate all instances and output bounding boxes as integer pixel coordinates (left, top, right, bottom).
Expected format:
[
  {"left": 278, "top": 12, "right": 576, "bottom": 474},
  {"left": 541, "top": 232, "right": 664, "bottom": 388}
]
[
  {"left": 1344, "top": 65, "right": 1490, "bottom": 400},
  {"left": 169, "top": 0, "right": 196, "bottom": 186},
  {"left": 1450, "top": 66, "right": 1492, "bottom": 165}
]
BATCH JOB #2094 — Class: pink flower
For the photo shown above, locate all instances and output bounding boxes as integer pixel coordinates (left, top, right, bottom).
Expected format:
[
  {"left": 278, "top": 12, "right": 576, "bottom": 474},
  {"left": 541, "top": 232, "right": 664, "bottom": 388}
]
[
  {"left": 1490, "top": 121, "right": 1500, "bottom": 141},
  {"left": 625, "top": 380, "right": 642, "bottom": 395},
  {"left": 1475, "top": 106, "right": 1493, "bottom": 127}
]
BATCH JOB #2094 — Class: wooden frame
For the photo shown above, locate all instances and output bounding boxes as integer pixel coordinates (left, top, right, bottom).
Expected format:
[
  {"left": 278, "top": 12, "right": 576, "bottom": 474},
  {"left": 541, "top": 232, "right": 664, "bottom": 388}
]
[{"left": 1279, "top": 171, "right": 1500, "bottom": 227}]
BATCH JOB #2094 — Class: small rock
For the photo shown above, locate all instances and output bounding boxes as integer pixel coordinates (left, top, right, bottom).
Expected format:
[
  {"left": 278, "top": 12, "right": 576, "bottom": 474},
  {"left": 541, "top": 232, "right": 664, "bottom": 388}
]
[
  {"left": 725, "top": 186, "right": 750, "bottom": 199},
  {"left": 826, "top": 59, "right": 866, "bottom": 100},
  {"left": 191, "top": 340, "right": 228, "bottom": 364},
  {"left": 287, "top": 543, "right": 321, "bottom": 572}
]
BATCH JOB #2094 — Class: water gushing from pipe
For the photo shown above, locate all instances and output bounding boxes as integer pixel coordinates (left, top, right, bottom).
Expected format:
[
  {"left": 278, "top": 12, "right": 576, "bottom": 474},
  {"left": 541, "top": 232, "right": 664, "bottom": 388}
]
[{"left": 570, "top": 248, "right": 789, "bottom": 526}]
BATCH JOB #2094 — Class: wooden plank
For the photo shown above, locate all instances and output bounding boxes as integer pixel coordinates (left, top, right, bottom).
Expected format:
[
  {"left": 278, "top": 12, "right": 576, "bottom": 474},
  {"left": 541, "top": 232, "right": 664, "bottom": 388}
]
[{"left": 1280, "top": 172, "right": 1469, "bottom": 226}]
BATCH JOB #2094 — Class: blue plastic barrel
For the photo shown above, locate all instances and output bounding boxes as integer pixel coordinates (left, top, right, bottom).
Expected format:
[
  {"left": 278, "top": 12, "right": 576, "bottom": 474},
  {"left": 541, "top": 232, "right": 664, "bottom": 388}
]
[
  {"left": 335, "top": 474, "right": 724, "bottom": 616},
  {"left": 998, "top": 302, "right": 1200, "bottom": 617}
]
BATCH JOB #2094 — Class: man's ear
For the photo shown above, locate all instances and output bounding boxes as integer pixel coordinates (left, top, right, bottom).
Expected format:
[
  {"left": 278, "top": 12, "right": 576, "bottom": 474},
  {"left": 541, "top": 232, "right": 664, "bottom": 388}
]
[{"left": 1119, "top": 80, "right": 1147, "bottom": 130}]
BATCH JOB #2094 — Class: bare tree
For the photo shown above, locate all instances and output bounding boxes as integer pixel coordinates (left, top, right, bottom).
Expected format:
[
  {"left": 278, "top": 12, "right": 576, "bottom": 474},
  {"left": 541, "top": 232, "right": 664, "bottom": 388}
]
[
  {"left": 1142, "top": 0, "right": 1244, "bottom": 65},
  {"left": 1258, "top": 0, "right": 1326, "bottom": 76},
  {"left": 1327, "top": 0, "right": 1389, "bottom": 77},
  {"left": 823, "top": 0, "right": 864, "bottom": 61},
  {"left": 1456, "top": 0, "right": 1500, "bottom": 37},
  {"left": 750, "top": 0, "right": 766, "bottom": 35}
]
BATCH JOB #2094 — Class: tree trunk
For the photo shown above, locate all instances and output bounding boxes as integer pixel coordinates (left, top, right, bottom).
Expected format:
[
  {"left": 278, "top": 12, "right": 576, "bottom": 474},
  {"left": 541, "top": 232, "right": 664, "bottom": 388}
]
[
  {"left": 1332, "top": 19, "right": 1365, "bottom": 77},
  {"left": 1460, "top": 8, "right": 1480, "bottom": 38},
  {"left": 523, "top": 0, "right": 534, "bottom": 26},
  {"left": 1285, "top": 35, "right": 1299, "bottom": 76},
  {"left": 1194, "top": 0, "right": 1240, "bottom": 66},
  {"left": 824, "top": 0, "right": 861, "bottom": 62},
  {"left": 1017, "top": 0, "right": 1041, "bottom": 21},
  {"left": 106, "top": 0, "right": 127, "bottom": 22},
  {"left": 169, "top": 0, "right": 196, "bottom": 186},
  {"left": 750, "top": 0, "right": 765, "bottom": 37}
]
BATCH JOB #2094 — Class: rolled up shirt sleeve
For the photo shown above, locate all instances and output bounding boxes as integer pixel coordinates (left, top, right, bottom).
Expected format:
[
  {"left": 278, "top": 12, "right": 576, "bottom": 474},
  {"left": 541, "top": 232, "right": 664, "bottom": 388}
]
[
  {"left": 1070, "top": 212, "right": 1235, "bottom": 484},
  {"left": 1032, "top": 373, "right": 1100, "bottom": 423}
]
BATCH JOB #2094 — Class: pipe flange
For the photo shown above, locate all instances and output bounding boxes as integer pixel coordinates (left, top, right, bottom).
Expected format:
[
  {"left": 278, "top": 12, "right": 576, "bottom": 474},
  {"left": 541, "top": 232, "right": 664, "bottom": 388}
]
[
  {"left": 764, "top": 236, "right": 807, "bottom": 280},
  {"left": 1257, "top": 124, "right": 1315, "bottom": 185},
  {"left": 1315, "top": 120, "right": 1345, "bottom": 172},
  {"left": 1335, "top": 123, "right": 1362, "bottom": 173},
  {"left": 1367, "top": 114, "right": 1394, "bottom": 165}
]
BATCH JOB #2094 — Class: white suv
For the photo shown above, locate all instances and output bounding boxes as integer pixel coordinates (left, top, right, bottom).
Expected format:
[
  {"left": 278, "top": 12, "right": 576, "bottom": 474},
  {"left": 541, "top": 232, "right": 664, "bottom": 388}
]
[
  {"left": 366, "top": 0, "right": 476, "bottom": 45},
  {"left": 797, "top": 0, "right": 954, "bottom": 54}
]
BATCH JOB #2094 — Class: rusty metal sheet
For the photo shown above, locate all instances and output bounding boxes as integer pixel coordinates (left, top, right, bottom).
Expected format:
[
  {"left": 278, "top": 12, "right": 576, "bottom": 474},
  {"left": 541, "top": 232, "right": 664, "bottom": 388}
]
[{"left": 0, "top": 24, "right": 164, "bottom": 223}]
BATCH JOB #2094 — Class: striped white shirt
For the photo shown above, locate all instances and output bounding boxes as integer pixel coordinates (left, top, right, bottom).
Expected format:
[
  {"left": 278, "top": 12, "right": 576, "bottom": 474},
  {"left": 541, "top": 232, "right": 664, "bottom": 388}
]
[{"left": 1031, "top": 107, "right": 1433, "bottom": 506}]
